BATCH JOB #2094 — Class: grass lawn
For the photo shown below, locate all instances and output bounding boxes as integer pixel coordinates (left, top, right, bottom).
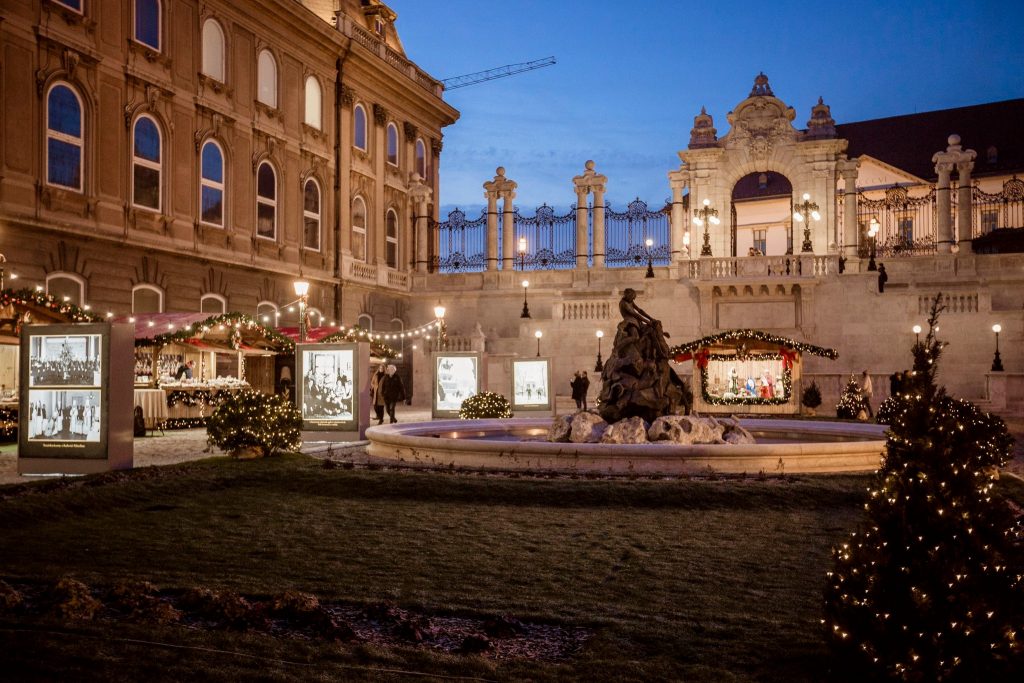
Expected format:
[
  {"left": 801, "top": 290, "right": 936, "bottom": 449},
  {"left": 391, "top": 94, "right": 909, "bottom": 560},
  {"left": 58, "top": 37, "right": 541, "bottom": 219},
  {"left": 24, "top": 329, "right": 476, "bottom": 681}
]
[{"left": 2, "top": 455, "right": 1014, "bottom": 681}]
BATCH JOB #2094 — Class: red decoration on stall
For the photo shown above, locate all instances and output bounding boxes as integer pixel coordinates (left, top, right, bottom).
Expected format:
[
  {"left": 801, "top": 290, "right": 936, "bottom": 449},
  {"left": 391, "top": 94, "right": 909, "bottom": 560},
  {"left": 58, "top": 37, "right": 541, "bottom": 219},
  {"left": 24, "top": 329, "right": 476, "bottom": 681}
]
[
  {"left": 779, "top": 348, "right": 798, "bottom": 369},
  {"left": 674, "top": 351, "right": 693, "bottom": 363},
  {"left": 694, "top": 349, "right": 711, "bottom": 369}
]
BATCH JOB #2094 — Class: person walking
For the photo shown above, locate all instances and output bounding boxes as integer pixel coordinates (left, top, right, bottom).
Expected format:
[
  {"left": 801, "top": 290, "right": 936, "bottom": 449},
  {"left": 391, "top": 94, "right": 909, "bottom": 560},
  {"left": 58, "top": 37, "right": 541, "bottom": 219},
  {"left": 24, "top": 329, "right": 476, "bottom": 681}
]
[
  {"left": 380, "top": 364, "right": 406, "bottom": 424},
  {"left": 579, "top": 371, "right": 591, "bottom": 411},
  {"left": 570, "top": 371, "right": 583, "bottom": 411},
  {"left": 369, "top": 364, "right": 387, "bottom": 424},
  {"left": 877, "top": 263, "right": 888, "bottom": 293},
  {"left": 861, "top": 370, "right": 874, "bottom": 418}
]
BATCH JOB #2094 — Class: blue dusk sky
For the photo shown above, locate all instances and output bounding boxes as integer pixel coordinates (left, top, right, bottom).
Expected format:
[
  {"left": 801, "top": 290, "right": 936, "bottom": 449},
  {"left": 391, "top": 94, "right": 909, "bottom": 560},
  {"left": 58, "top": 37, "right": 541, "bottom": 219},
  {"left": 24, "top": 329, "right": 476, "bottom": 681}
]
[{"left": 388, "top": 1, "right": 1024, "bottom": 215}]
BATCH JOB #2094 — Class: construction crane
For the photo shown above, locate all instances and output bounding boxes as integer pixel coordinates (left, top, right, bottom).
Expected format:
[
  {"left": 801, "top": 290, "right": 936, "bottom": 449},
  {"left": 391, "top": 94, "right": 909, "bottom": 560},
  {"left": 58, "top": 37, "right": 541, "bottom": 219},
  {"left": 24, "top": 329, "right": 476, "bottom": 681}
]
[{"left": 441, "top": 56, "right": 556, "bottom": 90}]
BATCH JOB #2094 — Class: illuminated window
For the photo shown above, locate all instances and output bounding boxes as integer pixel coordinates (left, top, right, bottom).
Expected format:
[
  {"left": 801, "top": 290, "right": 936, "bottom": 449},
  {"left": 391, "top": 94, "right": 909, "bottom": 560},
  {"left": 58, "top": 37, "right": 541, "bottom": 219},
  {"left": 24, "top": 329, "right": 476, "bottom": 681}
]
[
  {"left": 385, "top": 209, "right": 398, "bottom": 268},
  {"left": 352, "top": 196, "right": 367, "bottom": 262},
  {"left": 304, "top": 76, "right": 322, "bottom": 129},
  {"left": 200, "top": 140, "right": 224, "bottom": 227},
  {"left": 134, "top": 0, "right": 161, "bottom": 51},
  {"left": 752, "top": 229, "right": 767, "bottom": 255},
  {"left": 201, "top": 19, "right": 225, "bottom": 82},
  {"left": 353, "top": 104, "right": 367, "bottom": 151},
  {"left": 257, "top": 49, "right": 277, "bottom": 108},
  {"left": 386, "top": 123, "right": 398, "bottom": 166},
  {"left": 46, "top": 83, "right": 83, "bottom": 191},
  {"left": 132, "top": 115, "right": 162, "bottom": 211},
  {"left": 256, "top": 161, "right": 277, "bottom": 240},
  {"left": 303, "top": 178, "right": 321, "bottom": 250}
]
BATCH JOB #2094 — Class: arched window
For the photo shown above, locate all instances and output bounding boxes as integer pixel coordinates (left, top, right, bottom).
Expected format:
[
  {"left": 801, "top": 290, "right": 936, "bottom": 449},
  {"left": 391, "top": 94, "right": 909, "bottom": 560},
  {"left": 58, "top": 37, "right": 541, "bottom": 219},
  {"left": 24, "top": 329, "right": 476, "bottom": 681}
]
[
  {"left": 385, "top": 209, "right": 398, "bottom": 269},
  {"left": 134, "top": 0, "right": 161, "bottom": 51},
  {"left": 201, "top": 19, "right": 225, "bottom": 82},
  {"left": 200, "top": 140, "right": 224, "bottom": 226},
  {"left": 256, "top": 301, "right": 278, "bottom": 325},
  {"left": 257, "top": 49, "right": 277, "bottom": 108},
  {"left": 415, "top": 138, "right": 426, "bottom": 180},
  {"left": 46, "top": 273, "right": 86, "bottom": 306},
  {"left": 303, "top": 178, "right": 321, "bottom": 251},
  {"left": 304, "top": 76, "right": 322, "bottom": 129},
  {"left": 256, "top": 161, "right": 277, "bottom": 240},
  {"left": 352, "top": 196, "right": 367, "bottom": 262},
  {"left": 386, "top": 123, "right": 399, "bottom": 166},
  {"left": 46, "top": 83, "right": 84, "bottom": 191},
  {"left": 357, "top": 314, "right": 373, "bottom": 332},
  {"left": 132, "top": 115, "right": 162, "bottom": 211},
  {"left": 353, "top": 104, "right": 367, "bottom": 151},
  {"left": 132, "top": 284, "right": 164, "bottom": 313},
  {"left": 200, "top": 293, "right": 226, "bottom": 314}
]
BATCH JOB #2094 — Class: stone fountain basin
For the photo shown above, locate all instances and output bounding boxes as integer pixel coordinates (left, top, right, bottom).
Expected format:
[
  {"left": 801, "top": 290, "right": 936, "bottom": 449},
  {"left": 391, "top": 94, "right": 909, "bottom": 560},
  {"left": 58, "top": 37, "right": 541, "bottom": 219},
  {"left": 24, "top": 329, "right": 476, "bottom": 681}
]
[{"left": 365, "top": 418, "right": 887, "bottom": 475}]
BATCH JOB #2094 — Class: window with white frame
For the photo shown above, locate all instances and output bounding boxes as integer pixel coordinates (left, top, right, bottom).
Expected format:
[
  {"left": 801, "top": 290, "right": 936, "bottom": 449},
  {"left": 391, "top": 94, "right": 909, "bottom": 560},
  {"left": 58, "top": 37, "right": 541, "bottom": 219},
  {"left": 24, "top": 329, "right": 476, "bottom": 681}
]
[
  {"left": 134, "top": 0, "right": 161, "bottom": 51},
  {"left": 132, "top": 284, "right": 164, "bottom": 313},
  {"left": 46, "top": 273, "right": 85, "bottom": 306},
  {"left": 200, "top": 293, "right": 226, "bottom": 314},
  {"left": 304, "top": 76, "right": 322, "bottom": 129},
  {"left": 386, "top": 123, "right": 398, "bottom": 166},
  {"left": 132, "top": 115, "right": 162, "bottom": 211},
  {"left": 385, "top": 209, "right": 398, "bottom": 268},
  {"left": 257, "top": 49, "right": 277, "bottom": 108},
  {"left": 357, "top": 314, "right": 372, "bottom": 331},
  {"left": 256, "top": 161, "right": 277, "bottom": 240},
  {"left": 353, "top": 104, "right": 367, "bottom": 151},
  {"left": 200, "top": 140, "right": 224, "bottom": 226},
  {"left": 54, "top": 0, "right": 83, "bottom": 13},
  {"left": 414, "top": 138, "right": 426, "bottom": 179},
  {"left": 256, "top": 301, "right": 278, "bottom": 325},
  {"left": 46, "top": 83, "right": 84, "bottom": 191},
  {"left": 752, "top": 229, "right": 767, "bottom": 255},
  {"left": 201, "top": 19, "right": 225, "bottom": 82},
  {"left": 303, "top": 178, "right": 321, "bottom": 250},
  {"left": 352, "top": 196, "right": 367, "bottom": 261}
]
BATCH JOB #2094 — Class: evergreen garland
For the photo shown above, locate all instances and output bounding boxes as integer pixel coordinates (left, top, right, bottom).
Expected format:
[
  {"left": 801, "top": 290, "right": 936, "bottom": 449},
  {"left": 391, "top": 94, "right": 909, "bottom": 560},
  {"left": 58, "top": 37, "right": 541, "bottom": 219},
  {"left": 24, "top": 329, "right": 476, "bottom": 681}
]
[
  {"left": 671, "top": 328, "right": 838, "bottom": 358},
  {"left": 0, "top": 288, "right": 102, "bottom": 324},
  {"left": 319, "top": 326, "right": 397, "bottom": 358},
  {"left": 823, "top": 293, "right": 1023, "bottom": 680}
]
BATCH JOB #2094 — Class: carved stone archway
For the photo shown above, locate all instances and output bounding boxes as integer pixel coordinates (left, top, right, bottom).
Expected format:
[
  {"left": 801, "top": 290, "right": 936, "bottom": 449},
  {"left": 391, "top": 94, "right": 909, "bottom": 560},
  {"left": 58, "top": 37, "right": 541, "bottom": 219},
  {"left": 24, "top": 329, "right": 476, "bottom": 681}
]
[{"left": 676, "top": 74, "right": 850, "bottom": 256}]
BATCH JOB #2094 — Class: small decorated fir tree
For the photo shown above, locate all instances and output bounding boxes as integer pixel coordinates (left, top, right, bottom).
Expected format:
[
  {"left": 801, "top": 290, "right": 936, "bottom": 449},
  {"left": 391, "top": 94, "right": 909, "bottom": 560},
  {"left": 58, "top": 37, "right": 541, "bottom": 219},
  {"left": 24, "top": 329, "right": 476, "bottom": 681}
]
[
  {"left": 835, "top": 376, "right": 866, "bottom": 419},
  {"left": 823, "top": 294, "right": 1023, "bottom": 680},
  {"left": 802, "top": 381, "right": 822, "bottom": 412},
  {"left": 458, "top": 392, "right": 513, "bottom": 419}
]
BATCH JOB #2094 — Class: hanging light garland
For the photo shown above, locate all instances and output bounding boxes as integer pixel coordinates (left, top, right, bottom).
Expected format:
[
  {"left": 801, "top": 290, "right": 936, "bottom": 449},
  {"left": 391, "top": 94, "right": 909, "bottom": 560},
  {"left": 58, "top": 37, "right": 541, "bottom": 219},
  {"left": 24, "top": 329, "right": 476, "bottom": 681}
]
[
  {"left": 0, "top": 287, "right": 102, "bottom": 324},
  {"left": 671, "top": 328, "right": 838, "bottom": 359}
]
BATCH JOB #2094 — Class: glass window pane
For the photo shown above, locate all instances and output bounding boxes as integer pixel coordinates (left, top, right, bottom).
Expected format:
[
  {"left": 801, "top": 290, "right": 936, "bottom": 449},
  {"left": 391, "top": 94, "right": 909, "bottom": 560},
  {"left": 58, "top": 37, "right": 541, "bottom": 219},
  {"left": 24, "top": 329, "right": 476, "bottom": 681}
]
[
  {"left": 257, "top": 203, "right": 275, "bottom": 238},
  {"left": 47, "top": 139, "right": 81, "bottom": 189},
  {"left": 133, "top": 288, "right": 161, "bottom": 313},
  {"left": 201, "top": 186, "right": 223, "bottom": 225},
  {"left": 133, "top": 165, "right": 160, "bottom": 209},
  {"left": 47, "top": 277, "right": 82, "bottom": 305},
  {"left": 354, "top": 107, "right": 366, "bottom": 149},
  {"left": 201, "top": 142, "right": 223, "bottom": 182},
  {"left": 55, "top": 0, "right": 83, "bottom": 10},
  {"left": 134, "top": 118, "right": 160, "bottom": 162},
  {"left": 135, "top": 0, "right": 160, "bottom": 50},
  {"left": 201, "top": 20, "right": 224, "bottom": 81},
  {"left": 48, "top": 86, "right": 81, "bottom": 137},
  {"left": 258, "top": 51, "right": 277, "bottom": 107},
  {"left": 386, "top": 242, "right": 397, "bottom": 269},
  {"left": 386, "top": 212, "right": 397, "bottom": 238},
  {"left": 415, "top": 140, "right": 426, "bottom": 178},
  {"left": 352, "top": 232, "right": 365, "bottom": 261},
  {"left": 304, "top": 216, "right": 319, "bottom": 250},
  {"left": 305, "top": 77, "right": 321, "bottom": 129},
  {"left": 387, "top": 125, "right": 398, "bottom": 164},
  {"left": 257, "top": 164, "right": 275, "bottom": 199},
  {"left": 304, "top": 181, "right": 319, "bottom": 213}
]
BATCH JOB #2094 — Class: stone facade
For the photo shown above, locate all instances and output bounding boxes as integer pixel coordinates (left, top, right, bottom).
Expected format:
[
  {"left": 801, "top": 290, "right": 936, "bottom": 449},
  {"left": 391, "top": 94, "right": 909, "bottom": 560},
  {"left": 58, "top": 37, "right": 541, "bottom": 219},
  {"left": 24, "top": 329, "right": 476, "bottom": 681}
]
[{"left": 0, "top": 0, "right": 457, "bottom": 331}]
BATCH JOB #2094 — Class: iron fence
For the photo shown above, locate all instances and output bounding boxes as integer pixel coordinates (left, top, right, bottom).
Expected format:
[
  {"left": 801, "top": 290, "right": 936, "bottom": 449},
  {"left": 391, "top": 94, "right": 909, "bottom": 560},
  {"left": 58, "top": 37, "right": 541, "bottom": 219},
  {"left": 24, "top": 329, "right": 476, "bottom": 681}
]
[
  {"left": 855, "top": 185, "right": 937, "bottom": 258},
  {"left": 968, "top": 177, "right": 1024, "bottom": 237},
  {"left": 510, "top": 204, "right": 577, "bottom": 270},
  {"left": 431, "top": 208, "right": 487, "bottom": 273},
  {"left": 603, "top": 198, "right": 670, "bottom": 268}
]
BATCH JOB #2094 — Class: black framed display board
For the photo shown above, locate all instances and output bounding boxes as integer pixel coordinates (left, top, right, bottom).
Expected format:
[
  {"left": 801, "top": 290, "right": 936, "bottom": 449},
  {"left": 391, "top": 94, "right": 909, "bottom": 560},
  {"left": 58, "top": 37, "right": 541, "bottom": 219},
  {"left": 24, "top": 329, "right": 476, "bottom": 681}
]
[
  {"left": 19, "top": 323, "right": 134, "bottom": 474},
  {"left": 432, "top": 352, "right": 482, "bottom": 419},
  {"left": 296, "top": 341, "right": 369, "bottom": 439},
  {"left": 511, "top": 357, "right": 553, "bottom": 414}
]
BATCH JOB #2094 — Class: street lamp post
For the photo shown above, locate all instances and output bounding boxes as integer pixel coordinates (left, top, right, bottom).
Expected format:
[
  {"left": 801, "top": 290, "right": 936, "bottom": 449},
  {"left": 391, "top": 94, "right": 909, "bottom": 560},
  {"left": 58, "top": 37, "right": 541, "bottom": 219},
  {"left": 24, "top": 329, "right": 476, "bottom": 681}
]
[
  {"left": 534, "top": 330, "right": 543, "bottom": 357},
  {"left": 293, "top": 280, "right": 310, "bottom": 342},
  {"left": 792, "top": 193, "right": 821, "bottom": 253},
  {"left": 520, "top": 279, "right": 531, "bottom": 319},
  {"left": 518, "top": 235, "right": 527, "bottom": 271},
  {"left": 991, "top": 323, "right": 1004, "bottom": 372},
  {"left": 867, "top": 218, "right": 880, "bottom": 271},
  {"left": 692, "top": 199, "right": 720, "bottom": 257},
  {"left": 644, "top": 238, "right": 655, "bottom": 278},
  {"left": 594, "top": 330, "right": 604, "bottom": 372},
  {"left": 913, "top": 324, "right": 922, "bottom": 345},
  {"left": 434, "top": 303, "right": 447, "bottom": 351}
]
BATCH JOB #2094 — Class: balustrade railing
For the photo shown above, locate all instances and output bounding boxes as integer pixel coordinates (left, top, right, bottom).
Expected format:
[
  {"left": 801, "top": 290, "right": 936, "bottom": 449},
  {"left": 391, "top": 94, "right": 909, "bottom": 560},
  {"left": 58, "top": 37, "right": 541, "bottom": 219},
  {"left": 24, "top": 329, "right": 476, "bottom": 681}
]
[
  {"left": 560, "top": 300, "right": 612, "bottom": 320},
  {"left": 687, "top": 254, "right": 838, "bottom": 280}
]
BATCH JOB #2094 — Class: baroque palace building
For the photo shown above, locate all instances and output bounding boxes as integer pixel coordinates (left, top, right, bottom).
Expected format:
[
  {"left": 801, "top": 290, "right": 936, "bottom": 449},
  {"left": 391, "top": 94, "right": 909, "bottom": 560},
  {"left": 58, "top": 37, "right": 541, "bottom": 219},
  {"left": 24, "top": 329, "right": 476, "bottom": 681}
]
[{"left": 0, "top": 0, "right": 456, "bottom": 330}]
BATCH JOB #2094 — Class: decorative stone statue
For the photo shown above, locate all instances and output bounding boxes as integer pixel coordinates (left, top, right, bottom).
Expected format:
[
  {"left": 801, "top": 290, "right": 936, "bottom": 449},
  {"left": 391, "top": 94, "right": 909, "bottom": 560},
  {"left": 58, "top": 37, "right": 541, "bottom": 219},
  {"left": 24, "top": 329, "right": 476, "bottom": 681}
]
[{"left": 597, "top": 288, "right": 689, "bottom": 423}]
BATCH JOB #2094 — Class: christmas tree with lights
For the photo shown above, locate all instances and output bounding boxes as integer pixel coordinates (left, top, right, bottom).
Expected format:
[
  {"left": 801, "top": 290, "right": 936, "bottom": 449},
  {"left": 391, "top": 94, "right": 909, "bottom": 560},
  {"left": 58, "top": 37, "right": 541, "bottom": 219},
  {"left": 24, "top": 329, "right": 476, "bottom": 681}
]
[
  {"left": 823, "top": 294, "right": 1023, "bottom": 680},
  {"left": 835, "top": 376, "right": 867, "bottom": 419}
]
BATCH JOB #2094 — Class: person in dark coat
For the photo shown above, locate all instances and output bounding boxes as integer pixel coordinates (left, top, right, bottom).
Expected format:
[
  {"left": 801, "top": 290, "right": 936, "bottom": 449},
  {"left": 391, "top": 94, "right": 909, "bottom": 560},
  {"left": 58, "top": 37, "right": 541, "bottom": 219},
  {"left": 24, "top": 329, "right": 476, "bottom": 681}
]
[
  {"left": 579, "top": 371, "right": 591, "bottom": 411},
  {"left": 570, "top": 371, "right": 583, "bottom": 411},
  {"left": 877, "top": 263, "right": 888, "bottom": 293},
  {"left": 379, "top": 364, "right": 406, "bottom": 424}
]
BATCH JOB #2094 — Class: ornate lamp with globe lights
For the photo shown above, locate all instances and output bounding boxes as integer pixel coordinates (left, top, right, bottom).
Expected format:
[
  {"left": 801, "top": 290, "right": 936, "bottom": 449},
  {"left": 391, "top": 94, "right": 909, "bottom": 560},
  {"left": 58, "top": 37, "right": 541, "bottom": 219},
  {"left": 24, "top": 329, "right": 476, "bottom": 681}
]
[
  {"left": 293, "top": 279, "right": 310, "bottom": 342},
  {"left": 692, "top": 198, "right": 720, "bottom": 257},
  {"left": 793, "top": 193, "right": 821, "bottom": 253}
]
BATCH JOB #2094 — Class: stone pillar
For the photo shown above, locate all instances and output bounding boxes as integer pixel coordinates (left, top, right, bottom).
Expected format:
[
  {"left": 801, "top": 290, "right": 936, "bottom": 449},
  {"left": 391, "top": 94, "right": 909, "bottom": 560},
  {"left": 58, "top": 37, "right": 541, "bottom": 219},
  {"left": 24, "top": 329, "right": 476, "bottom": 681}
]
[
  {"left": 338, "top": 86, "right": 355, "bottom": 255},
  {"left": 837, "top": 159, "right": 859, "bottom": 257},
  {"left": 934, "top": 162, "right": 954, "bottom": 253},
  {"left": 403, "top": 123, "right": 418, "bottom": 270},
  {"left": 483, "top": 167, "right": 515, "bottom": 270},
  {"left": 574, "top": 187, "right": 588, "bottom": 268},
  {"left": 668, "top": 168, "right": 689, "bottom": 262},
  {"left": 409, "top": 174, "right": 432, "bottom": 274},
  {"left": 372, "top": 104, "right": 389, "bottom": 265},
  {"left": 592, "top": 186, "right": 607, "bottom": 268},
  {"left": 501, "top": 189, "right": 516, "bottom": 270},
  {"left": 956, "top": 156, "right": 976, "bottom": 250}
]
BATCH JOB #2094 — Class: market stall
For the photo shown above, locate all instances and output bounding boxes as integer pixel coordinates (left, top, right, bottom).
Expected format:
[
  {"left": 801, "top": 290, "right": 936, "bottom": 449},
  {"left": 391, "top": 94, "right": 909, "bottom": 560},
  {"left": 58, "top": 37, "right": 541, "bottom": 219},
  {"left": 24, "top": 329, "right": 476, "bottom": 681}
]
[
  {"left": 125, "top": 313, "right": 294, "bottom": 428},
  {"left": 671, "top": 329, "right": 838, "bottom": 415}
]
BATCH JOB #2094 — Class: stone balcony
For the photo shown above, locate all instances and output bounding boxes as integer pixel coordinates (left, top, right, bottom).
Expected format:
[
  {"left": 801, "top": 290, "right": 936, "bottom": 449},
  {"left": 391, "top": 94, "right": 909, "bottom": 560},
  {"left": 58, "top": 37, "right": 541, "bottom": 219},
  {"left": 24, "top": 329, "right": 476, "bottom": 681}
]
[{"left": 341, "top": 253, "right": 411, "bottom": 292}]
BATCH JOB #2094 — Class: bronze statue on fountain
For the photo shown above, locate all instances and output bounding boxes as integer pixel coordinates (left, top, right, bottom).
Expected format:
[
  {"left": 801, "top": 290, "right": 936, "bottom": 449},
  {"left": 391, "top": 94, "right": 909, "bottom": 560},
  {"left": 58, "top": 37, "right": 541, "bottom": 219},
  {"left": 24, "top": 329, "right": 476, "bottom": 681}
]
[{"left": 597, "top": 288, "right": 690, "bottom": 423}]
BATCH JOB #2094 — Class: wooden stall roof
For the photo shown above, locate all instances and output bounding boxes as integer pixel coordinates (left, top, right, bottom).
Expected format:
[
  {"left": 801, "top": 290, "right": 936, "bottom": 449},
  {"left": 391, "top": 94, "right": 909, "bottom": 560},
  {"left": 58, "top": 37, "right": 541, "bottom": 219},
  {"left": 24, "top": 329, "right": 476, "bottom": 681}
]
[
  {"left": 114, "top": 313, "right": 295, "bottom": 354},
  {"left": 0, "top": 288, "right": 101, "bottom": 344},
  {"left": 670, "top": 329, "right": 839, "bottom": 361}
]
